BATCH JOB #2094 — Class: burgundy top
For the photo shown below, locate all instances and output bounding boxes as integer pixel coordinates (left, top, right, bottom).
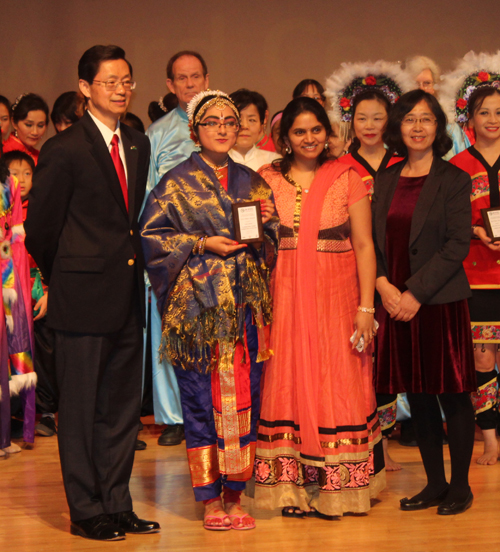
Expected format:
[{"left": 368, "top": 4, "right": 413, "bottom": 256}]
[{"left": 385, "top": 176, "right": 426, "bottom": 290}]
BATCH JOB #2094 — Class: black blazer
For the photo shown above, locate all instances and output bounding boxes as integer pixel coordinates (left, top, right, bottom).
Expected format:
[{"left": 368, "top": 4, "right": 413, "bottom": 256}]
[
  {"left": 372, "top": 156, "right": 472, "bottom": 305},
  {"left": 25, "top": 111, "right": 150, "bottom": 333}
]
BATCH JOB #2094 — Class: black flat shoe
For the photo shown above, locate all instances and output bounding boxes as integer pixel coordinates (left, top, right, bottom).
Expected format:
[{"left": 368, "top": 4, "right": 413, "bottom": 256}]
[
  {"left": 437, "top": 490, "right": 473, "bottom": 515},
  {"left": 70, "top": 514, "right": 125, "bottom": 541},
  {"left": 282, "top": 507, "right": 307, "bottom": 518},
  {"left": 135, "top": 439, "right": 147, "bottom": 451},
  {"left": 306, "top": 508, "right": 335, "bottom": 521},
  {"left": 110, "top": 510, "right": 160, "bottom": 534},
  {"left": 158, "top": 424, "right": 184, "bottom": 446},
  {"left": 400, "top": 485, "right": 449, "bottom": 511}
]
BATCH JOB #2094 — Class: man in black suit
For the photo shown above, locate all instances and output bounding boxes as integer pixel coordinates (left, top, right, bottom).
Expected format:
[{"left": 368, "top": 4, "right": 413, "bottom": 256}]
[{"left": 25, "top": 45, "right": 159, "bottom": 541}]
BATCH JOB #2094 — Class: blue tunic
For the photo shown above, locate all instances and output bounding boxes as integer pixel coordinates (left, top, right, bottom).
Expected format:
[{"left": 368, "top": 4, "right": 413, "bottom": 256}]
[{"left": 144, "top": 106, "right": 199, "bottom": 426}]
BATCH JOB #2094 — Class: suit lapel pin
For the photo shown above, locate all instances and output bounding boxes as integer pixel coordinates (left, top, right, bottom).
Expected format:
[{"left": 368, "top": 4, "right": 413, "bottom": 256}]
[{"left": 130, "top": 146, "right": 137, "bottom": 150}]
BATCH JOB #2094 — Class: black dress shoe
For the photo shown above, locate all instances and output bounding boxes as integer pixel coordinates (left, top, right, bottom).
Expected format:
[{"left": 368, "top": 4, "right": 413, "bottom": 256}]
[
  {"left": 135, "top": 439, "right": 147, "bottom": 451},
  {"left": 158, "top": 424, "right": 184, "bottom": 446},
  {"left": 437, "top": 490, "right": 473, "bottom": 515},
  {"left": 110, "top": 510, "right": 160, "bottom": 534},
  {"left": 70, "top": 514, "right": 125, "bottom": 540},
  {"left": 400, "top": 485, "right": 449, "bottom": 511}
]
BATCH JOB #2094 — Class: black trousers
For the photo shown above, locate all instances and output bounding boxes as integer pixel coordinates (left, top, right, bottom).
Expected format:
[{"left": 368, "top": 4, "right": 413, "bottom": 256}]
[
  {"left": 54, "top": 295, "right": 143, "bottom": 521},
  {"left": 34, "top": 317, "right": 59, "bottom": 414}
]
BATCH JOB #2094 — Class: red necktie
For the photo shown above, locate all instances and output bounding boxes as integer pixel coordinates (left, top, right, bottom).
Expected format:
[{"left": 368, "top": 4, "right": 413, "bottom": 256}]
[{"left": 110, "top": 134, "right": 128, "bottom": 211}]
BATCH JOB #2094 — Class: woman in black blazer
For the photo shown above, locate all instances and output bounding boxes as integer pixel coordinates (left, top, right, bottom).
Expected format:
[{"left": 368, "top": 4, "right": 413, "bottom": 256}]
[{"left": 372, "top": 90, "right": 476, "bottom": 515}]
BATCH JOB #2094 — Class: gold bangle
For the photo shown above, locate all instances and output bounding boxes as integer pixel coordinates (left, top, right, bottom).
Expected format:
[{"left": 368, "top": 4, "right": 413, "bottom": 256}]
[
  {"left": 193, "top": 236, "right": 206, "bottom": 255},
  {"left": 199, "top": 236, "right": 207, "bottom": 255},
  {"left": 357, "top": 306, "right": 375, "bottom": 314}
]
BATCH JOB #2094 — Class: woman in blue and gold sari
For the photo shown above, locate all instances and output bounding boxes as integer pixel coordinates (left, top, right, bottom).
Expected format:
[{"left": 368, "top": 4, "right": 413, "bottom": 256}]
[{"left": 140, "top": 90, "right": 278, "bottom": 531}]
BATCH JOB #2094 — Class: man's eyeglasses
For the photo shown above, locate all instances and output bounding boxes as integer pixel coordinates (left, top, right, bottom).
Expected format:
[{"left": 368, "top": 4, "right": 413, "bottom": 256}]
[
  {"left": 417, "top": 81, "right": 434, "bottom": 91},
  {"left": 92, "top": 80, "right": 137, "bottom": 91}
]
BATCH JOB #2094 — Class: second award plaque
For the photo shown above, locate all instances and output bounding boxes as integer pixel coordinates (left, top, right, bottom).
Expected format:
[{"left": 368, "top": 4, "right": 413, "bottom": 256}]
[
  {"left": 481, "top": 207, "right": 500, "bottom": 243},
  {"left": 232, "top": 201, "right": 264, "bottom": 243}
]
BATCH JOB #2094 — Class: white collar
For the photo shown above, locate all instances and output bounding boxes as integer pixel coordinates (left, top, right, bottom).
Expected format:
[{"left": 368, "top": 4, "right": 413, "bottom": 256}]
[
  {"left": 230, "top": 145, "right": 258, "bottom": 162},
  {"left": 88, "top": 110, "right": 122, "bottom": 147}
]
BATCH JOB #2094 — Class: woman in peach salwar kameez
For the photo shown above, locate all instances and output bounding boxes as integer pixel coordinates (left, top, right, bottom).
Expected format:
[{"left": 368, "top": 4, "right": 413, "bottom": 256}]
[{"left": 253, "top": 97, "right": 385, "bottom": 518}]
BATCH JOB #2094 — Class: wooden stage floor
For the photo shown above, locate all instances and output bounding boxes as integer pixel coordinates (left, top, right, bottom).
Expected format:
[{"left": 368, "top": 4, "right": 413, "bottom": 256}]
[{"left": 2, "top": 417, "right": 500, "bottom": 552}]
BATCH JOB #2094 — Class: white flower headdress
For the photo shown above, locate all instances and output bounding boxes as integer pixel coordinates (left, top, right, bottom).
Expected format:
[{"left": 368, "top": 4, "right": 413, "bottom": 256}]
[
  {"left": 186, "top": 90, "right": 239, "bottom": 126},
  {"left": 325, "top": 60, "right": 413, "bottom": 141},
  {"left": 439, "top": 50, "right": 500, "bottom": 124}
]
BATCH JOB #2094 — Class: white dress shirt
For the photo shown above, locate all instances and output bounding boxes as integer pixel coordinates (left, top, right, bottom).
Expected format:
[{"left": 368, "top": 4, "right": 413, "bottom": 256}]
[{"left": 88, "top": 110, "right": 128, "bottom": 183}]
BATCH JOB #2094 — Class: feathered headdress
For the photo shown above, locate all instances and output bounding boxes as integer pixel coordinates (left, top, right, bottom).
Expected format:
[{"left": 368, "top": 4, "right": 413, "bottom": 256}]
[
  {"left": 439, "top": 50, "right": 500, "bottom": 124},
  {"left": 325, "top": 60, "right": 413, "bottom": 141}
]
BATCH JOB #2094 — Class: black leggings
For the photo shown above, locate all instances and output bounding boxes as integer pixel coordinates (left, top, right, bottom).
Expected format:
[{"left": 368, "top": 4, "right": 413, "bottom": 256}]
[{"left": 406, "top": 392, "right": 474, "bottom": 498}]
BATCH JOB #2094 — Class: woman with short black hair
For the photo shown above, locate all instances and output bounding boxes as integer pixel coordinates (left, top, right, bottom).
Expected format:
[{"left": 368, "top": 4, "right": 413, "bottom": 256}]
[{"left": 373, "top": 89, "right": 476, "bottom": 515}]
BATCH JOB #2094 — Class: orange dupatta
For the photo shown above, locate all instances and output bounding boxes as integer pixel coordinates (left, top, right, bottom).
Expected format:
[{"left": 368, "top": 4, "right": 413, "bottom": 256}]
[{"left": 294, "top": 161, "right": 352, "bottom": 463}]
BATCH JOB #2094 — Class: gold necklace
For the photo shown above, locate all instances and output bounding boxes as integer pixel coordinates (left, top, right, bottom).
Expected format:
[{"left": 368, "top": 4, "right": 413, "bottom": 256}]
[
  {"left": 285, "top": 172, "right": 313, "bottom": 193},
  {"left": 200, "top": 154, "right": 229, "bottom": 180}
]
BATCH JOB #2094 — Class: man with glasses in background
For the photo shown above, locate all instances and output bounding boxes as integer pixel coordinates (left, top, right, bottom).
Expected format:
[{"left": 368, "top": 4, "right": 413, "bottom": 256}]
[
  {"left": 144, "top": 50, "right": 209, "bottom": 448},
  {"left": 25, "top": 45, "right": 159, "bottom": 541}
]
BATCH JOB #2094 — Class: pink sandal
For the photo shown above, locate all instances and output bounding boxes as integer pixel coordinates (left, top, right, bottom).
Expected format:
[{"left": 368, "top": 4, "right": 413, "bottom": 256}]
[
  {"left": 228, "top": 513, "right": 256, "bottom": 530},
  {"left": 203, "top": 508, "right": 231, "bottom": 531}
]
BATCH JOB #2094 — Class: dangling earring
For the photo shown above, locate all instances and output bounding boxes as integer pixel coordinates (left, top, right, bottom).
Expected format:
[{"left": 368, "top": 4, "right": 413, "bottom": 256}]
[
  {"left": 285, "top": 144, "right": 292, "bottom": 154},
  {"left": 324, "top": 142, "right": 329, "bottom": 150},
  {"left": 14, "top": 129, "right": 18, "bottom": 138}
]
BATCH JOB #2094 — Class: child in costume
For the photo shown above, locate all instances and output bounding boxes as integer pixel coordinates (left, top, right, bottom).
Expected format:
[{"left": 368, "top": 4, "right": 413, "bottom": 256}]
[
  {"left": 0, "top": 156, "right": 36, "bottom": 452},
  {"left": 3, "top": 151, "right": 56, "bottom": 437}
]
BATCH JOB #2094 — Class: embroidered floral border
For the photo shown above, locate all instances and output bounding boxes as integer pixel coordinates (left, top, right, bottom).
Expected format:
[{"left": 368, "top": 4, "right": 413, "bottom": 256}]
[{"left": 254, "top": 451, "right": 374, "bottom": 493}]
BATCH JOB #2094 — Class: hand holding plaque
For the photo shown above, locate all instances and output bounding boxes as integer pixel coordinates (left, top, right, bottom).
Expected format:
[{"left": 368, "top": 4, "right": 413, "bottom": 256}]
[
  {"left": 232, "top": 201, "right": 264, "bottom": 243},
  {"left": 481, "top": 207, "right": 500, "bottom": 243}
]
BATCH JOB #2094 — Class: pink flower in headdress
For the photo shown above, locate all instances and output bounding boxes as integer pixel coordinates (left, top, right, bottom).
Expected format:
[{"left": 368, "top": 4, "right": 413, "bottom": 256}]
[
  {"left": 364, "top": 75, "right": 377, "bottom": 86},
  {"left": 456, "top": 98, "right": 468, "bottom": 110},
  {"left": 340, "top": 97, "right": 351, "bottom": 109},
  {"left": 478, "top": 71, "right": 490, "bottom": 82}
]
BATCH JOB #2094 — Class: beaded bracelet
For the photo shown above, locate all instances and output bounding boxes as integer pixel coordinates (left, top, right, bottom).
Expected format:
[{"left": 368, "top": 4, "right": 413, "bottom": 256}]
[{"left": 357, "top": 306, "right": 375, "bottom": 314}]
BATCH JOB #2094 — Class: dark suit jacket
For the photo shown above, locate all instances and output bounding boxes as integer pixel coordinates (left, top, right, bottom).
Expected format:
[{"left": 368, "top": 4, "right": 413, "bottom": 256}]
[
  {"left": 25, "top": 111, "right": 150, "bottom": 333},
  {"left": 372, "top": 156, "right": 472, "bottom": 305}
]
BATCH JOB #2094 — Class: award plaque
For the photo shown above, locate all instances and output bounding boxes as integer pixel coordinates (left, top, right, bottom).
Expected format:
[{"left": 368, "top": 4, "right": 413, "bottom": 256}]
[
  {"left": 232, "top": 201, "right": 264, "bottom": 243},
  {"left": 481, "top": 207, "right": 500, "bottom": 243}
]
